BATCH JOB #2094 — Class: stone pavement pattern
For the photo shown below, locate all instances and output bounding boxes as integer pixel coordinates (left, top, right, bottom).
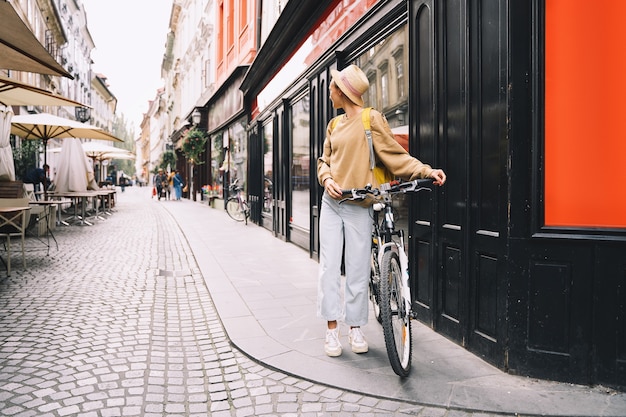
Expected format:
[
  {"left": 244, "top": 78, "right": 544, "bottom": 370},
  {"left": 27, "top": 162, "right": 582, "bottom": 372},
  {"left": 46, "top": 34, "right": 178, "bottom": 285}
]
[{"left": 0, "top": 187, "right": 511, "bottom": 417}]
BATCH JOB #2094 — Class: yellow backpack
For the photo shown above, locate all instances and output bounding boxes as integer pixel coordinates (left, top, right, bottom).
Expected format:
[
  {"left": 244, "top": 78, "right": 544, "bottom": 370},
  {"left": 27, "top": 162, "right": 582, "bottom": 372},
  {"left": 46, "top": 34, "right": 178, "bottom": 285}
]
[{"left": 330, "top": 107, "right": 395, "bottom": 185}]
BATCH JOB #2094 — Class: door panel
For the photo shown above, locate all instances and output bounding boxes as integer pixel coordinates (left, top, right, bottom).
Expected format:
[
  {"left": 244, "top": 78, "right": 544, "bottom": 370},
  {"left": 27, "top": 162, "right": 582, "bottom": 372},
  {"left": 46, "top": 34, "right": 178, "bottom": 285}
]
[
  {"left": 467, "top": 0, "right": 507, "bottom": 364},
  {"left": 594, "top": 244, "right": 626, "bottom": 387},
  {"left": 410, "top": 0, "right": 437, "bottom": 324},
  {"left": 410, "top": 0, "right": 507, "bottom": 363}
]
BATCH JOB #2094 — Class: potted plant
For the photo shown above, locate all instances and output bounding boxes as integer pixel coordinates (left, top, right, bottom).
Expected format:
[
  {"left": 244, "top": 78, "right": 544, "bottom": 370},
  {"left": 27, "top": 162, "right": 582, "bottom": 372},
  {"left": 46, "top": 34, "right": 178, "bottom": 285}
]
[{"left": 181, "top": 128, "right": 207, "bottom": 164}]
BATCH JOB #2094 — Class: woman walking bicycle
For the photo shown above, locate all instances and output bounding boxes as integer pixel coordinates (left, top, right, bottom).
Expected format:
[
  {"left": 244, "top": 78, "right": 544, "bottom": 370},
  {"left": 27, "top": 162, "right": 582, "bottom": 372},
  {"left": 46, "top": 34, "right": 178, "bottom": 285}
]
[{"left": 316, "top": 64, "right": 446, "bottom": 358}]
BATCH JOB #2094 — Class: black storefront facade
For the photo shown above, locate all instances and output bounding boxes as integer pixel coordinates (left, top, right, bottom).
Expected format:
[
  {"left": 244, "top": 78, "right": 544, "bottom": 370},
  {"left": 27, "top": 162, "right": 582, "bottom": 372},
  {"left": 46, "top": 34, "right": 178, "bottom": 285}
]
[
  {"left": 239, "top": 0, "right": 625, "bottom": 389},
  {"left": 188, "top": 68, "right": 249, "bottom": 205}
]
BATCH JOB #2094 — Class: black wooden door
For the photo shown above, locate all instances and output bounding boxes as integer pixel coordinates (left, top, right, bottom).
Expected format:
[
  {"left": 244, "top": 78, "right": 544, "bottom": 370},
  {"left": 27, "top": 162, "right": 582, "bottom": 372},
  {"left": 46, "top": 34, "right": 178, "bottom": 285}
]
[
  {"left": 247, "top": 123, "right": 263, "bottom": 224},
  {"left": 409, "top": 0, "right": 508, "bottom": 366}
]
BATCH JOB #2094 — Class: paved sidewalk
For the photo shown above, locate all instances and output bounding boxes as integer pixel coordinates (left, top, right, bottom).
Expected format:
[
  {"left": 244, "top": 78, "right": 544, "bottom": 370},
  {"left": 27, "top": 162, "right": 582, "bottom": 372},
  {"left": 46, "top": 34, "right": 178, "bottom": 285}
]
[{"left": 161, "top": 189, "right": 626, "bottom": 417}]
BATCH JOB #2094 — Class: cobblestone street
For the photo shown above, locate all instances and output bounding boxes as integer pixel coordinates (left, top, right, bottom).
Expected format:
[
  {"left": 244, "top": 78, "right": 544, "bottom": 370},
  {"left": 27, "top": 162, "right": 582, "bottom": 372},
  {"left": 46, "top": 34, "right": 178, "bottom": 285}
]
[{"left": 0, "top": 188, "right": 511, "bottom": 417}]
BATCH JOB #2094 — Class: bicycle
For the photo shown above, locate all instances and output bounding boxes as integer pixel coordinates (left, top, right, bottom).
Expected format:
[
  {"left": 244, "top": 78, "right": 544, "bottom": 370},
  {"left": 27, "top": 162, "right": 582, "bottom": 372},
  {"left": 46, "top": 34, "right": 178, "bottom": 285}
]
[
  {"left": 226, "top": 179, "right": 250, "bottom": 224},
  {"left": 340, "top": 178, "right": 433, "bottom": 376}
]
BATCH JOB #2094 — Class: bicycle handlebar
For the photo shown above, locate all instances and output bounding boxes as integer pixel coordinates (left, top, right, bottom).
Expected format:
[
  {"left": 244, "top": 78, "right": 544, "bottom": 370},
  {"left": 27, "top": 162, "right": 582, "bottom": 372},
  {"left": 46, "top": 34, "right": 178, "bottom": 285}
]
[
  {"left": 339, "top": 178, "right": 434, "bottom": 203},
  {"left": 229, "top": 178, "right": 244, "bottom": 192}
]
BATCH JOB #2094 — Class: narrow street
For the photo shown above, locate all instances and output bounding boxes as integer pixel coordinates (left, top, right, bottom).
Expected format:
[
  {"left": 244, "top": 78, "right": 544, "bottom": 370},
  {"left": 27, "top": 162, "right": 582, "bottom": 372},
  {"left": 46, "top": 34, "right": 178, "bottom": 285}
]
[{"left": 0, "top": 187, "right": 515, "bottom": 417}]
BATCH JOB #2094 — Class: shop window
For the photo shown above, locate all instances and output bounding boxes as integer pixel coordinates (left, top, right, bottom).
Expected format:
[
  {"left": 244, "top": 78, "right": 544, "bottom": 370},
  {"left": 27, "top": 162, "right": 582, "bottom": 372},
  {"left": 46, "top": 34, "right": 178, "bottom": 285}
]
[
  {"left": 262, "top": 120, "right": 273, "bottom": 217},
  {"left": 240, "top": 0, "right": 247, "bottom": 32},
  {"left": 210, "top": 132, "right": 225, "bottom": 197},
  {"left": 218, "top": 3, "right": 224, "bottom": 62},
  {"left": 353, "top": 24, "right": 410, "bottom": 229},
  {"left": 393, "top": 46, "right": 405, "bottom": 99},
  {"left": 291, "top": 94, "right": 310, "bottom": 230},
  {"left": 366, "top": 71, "right": 377, "bottom": 108},
  {"left": 379, "top": 61, "right": 389, "bottom": 109},
  {"left": 227, "top": 0, "right": 234, "bottom": 49}
]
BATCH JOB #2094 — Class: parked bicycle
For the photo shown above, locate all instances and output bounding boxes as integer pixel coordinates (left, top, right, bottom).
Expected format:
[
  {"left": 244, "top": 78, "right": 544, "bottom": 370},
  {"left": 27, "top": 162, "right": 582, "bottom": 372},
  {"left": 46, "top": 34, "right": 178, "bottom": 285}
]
[
  {"left": 226, "top": 178, "right": 250, "bottom": 224},
  {"left": 340, "top": 178, "right": 433, "bottom": 376}
]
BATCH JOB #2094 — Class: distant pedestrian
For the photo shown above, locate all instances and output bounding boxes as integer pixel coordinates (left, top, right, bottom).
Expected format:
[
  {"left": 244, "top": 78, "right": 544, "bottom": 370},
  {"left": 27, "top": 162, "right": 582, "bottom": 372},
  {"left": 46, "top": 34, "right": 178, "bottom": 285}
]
[
  {"left": 109, "top": 165, "right": 117, "bottom": 186},
  {"left": 173, "top": 170, "right": 184, "bottom": 200},
  {"left": 23, "top": 164, "right": 51, "bottom": 198},
  {"left": 167, "top": 170, "right": 175, "bottom": 200},
  {"left": 154, "top": 168, "right": 168, "bottom": 201},
  {"left": 119, "top": 174, "right": 127, "bottom": 192}
]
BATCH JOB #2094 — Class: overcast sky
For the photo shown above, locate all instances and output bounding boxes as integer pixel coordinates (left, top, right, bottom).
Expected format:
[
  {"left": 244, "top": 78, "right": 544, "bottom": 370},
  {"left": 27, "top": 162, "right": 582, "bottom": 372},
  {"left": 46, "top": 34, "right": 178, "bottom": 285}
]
[{"left": 81, "top": 0, "right": 172, "bottom": 133}]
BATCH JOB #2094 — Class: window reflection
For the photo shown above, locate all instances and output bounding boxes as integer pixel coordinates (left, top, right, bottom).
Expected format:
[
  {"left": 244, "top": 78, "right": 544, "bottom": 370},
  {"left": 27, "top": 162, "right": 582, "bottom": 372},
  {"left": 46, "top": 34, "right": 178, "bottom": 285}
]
[
  {"left": 209, "top": 117, "right": 247, "bottom": 198},
  {"left": 262, "top": 120, "right": 273, "bottom": 216},
  {"left": 230, "top": 118, "right": 247, "bottom": 189},
  {"left": 291, "top": 94, "right": 310, "bottom": 229},
  {"left": 355, "top": 24, "right": 410, "bottom": 230},
  {"left": 210, "top": 132, "right": 225, "bottom": 197}
]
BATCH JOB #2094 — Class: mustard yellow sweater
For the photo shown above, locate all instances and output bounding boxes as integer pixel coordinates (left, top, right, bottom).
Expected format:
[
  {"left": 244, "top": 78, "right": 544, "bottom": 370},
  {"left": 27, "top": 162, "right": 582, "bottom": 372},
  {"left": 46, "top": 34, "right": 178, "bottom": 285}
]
[{"left": 317, "top": 109, "right": 433, "bottom": 189}]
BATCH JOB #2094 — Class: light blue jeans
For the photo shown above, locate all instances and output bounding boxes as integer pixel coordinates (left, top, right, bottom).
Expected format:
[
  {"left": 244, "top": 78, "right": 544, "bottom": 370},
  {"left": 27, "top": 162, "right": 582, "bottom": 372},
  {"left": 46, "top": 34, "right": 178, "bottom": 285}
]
[{"left": 318, "top": 192, "right": 372, "bottom": 327}]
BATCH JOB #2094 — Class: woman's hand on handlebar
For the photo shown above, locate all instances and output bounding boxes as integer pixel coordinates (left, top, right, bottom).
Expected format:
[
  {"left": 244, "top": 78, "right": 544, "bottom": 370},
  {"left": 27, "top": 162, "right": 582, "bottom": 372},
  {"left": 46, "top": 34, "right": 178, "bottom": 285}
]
[
  {"left": 429, "top": 169, "right": 447, "bottom": 186},
  {"left": 324, "top": 178, "right": 343, "bottom": 200}
]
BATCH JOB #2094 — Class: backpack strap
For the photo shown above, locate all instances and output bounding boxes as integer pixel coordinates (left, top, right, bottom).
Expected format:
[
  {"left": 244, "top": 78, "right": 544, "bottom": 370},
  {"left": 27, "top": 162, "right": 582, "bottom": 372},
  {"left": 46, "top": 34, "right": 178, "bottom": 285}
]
[
  {"left": 330, "top": 115, "right": 341, "bottom": 131},
  {"left": 361, "top": 107, "right": 375, "bottom": 170}
]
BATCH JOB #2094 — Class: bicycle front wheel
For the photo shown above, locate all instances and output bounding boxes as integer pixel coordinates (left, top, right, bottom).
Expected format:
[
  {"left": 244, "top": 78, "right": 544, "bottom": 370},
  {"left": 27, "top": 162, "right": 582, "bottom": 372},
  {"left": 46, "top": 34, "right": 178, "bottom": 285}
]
[
  {"left": 226, "top": 197, "right": 245, "bottom": 222},
  {"left": 242, "top": 200, "right": 250, "bottom": 225},
  {"left": 379, "top": 250, "right": 412, "bottom": 376},
  {"left": 370, "top": 250, "right": 382, "bottom": 324}
]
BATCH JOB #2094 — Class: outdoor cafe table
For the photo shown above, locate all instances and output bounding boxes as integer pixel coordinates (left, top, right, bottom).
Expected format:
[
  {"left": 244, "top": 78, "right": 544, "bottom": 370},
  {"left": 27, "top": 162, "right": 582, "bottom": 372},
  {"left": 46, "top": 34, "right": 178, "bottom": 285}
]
[
  {"left": 50, "top": 191, "right": 100, "bottom": 226},
  {"left": 96, "top": 189, "right": 116, "bottom": 216}
]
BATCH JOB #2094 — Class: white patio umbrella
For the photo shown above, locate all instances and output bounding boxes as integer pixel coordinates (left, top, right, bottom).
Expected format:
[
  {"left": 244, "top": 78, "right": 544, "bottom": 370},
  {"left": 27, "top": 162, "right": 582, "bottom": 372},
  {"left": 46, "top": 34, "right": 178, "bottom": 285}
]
[
  {"left": 101, "top": 151, "right": 135, "bottom": 160},
  {"left": 47, "top": 142, "right": 133, "bottom": 158},
  {"left": 0, "top": 76, "right": 87, "bottom": 181},
  {"left": 0, "top": 1, "right": 73, "bottom": 78},
  {"left": 47, "top": 143, "right": 134, "bottom": 183},
  {"left": 80, "top": 141, "right": 133, "bottom": 182},
  {"left": 0, "top": 104, "right": 14, "bottom": 180},
  {"left": 54, "top": 138, "right": 97, "bottom": 192},
  {"left": 0, "top": 75, "right": 85, "bottom": 107},
  {"left": 10, "top": 112, "right": 122, "bottom": 199}
]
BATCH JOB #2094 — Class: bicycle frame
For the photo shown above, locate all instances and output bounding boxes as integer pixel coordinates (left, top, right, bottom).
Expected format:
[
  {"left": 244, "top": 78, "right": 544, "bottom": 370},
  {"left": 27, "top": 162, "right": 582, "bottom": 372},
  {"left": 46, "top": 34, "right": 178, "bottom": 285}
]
[
  {"left": 374, "top": 200, "right": 412, "bottom": 317},
  {"left": 341, "top": 178, "right": 433, "bottom": 376}
]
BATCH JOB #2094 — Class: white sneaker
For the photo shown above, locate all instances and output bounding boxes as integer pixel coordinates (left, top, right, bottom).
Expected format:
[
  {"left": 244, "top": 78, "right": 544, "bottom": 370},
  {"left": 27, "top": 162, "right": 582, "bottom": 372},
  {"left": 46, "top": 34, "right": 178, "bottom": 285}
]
[
  {"left": 325, "top": 328, "right": 342, "bottom": 357},
  {"left": 349, "top": 327, "right": 369, "bottom": 353}
]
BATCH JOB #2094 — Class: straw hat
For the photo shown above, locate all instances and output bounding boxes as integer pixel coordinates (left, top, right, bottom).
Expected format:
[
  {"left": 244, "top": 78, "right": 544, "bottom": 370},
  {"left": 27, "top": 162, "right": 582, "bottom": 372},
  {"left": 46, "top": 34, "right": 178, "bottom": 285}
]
[{"left": 330, "top": 64, "right": 369, "bottom": 107}]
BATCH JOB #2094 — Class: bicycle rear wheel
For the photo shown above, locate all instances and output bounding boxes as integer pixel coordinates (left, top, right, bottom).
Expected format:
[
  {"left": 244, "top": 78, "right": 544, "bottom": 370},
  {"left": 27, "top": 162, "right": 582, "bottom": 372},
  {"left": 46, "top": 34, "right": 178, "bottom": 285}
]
[
  {"left": 379, "top": 250, "right": 412, "bottom": 376},
  {"left": 226, "top": 197, "right": 245, "bottom": 221}
]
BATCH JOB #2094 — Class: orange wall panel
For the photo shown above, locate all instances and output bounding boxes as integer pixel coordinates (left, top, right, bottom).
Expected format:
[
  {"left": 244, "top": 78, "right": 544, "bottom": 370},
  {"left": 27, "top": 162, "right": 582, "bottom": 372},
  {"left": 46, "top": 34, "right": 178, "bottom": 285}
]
[{"left": 545, "top": 0, "right": 626, "bottom": 228}]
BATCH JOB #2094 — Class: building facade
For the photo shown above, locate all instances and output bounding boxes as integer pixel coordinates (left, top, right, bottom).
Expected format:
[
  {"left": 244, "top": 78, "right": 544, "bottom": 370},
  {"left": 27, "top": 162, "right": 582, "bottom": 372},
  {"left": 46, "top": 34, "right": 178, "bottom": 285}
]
[
  {"left": 160, "top": 0, "right": 215, "bottom": 198},
  {"left": 4, "top": 0, "right": 119, "bottom": 182},
  {"left": 90, "top": 74, "right": 116, "bottom": 131},
  {"left": 156, "top": 0, "right": 625, "bottom": 389},
  {"left": 193, "top": 0, "right": 258, "bottom": 203},
  {"left": 239, "top": 0, "right": 626, "bottom": 389}
]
